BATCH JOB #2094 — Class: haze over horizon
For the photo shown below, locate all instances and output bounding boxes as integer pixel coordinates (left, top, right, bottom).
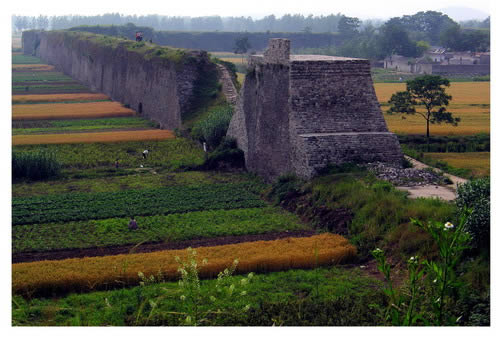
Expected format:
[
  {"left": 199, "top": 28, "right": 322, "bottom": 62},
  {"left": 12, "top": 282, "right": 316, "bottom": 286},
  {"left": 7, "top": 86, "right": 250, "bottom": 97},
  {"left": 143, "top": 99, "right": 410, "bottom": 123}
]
[{"left": 10, "top": 0, "right": 492, "bottom": 21}]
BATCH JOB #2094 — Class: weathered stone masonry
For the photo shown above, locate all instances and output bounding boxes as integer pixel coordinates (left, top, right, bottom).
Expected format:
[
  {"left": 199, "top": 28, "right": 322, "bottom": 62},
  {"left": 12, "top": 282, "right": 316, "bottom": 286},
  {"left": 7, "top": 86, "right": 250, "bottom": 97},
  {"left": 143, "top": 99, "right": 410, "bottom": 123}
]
[
  {"left": 22, "top": 30, "right": 217, "bottom": 129},
  {"left": 227, "top": 39, "right": 403, "bottom": 180}
]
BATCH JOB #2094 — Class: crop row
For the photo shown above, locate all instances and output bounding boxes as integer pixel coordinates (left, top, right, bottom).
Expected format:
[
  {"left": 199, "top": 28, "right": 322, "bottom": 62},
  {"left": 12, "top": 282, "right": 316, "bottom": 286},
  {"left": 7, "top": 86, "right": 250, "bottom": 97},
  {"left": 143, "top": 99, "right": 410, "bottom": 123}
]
[
  {"left": 12, "top": 72, "right": 74, "bottom": 83},
  {"left": 12, "top": 101, "right": 136, "bottom": 120},
  {"left": 12, "top": 170, "right": 256, "bottom": 198},
  {"left": 12, "top": 93, "right": 110, "bottom": 104},
  {"left": 12, "top": 55, "right": 43, "bottom": 64},
  {"left": 12, "top": 84, "right": 90, "bottom": 94},
  {"left": 12, "top": 129, "right": 175, "bottom": 145},
  {"left": 12, "top": 233, "right": 356, "bottom": 297},
  {"left": 12, "top": 182, "right": 266, "bottom": 225},
  {"left": 12, "top": 138, "right": 205, "bottom": 170},
  {"left": 13, "top": 207, "right": 309, "bottom": 253},
  {"left": 12, "top": 64, "right": 55, "bottom": 72}
]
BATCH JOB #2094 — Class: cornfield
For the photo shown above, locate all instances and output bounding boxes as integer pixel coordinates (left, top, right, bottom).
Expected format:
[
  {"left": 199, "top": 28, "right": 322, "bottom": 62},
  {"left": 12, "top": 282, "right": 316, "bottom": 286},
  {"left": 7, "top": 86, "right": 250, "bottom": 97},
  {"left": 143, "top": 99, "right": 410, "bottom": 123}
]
[
  {"left": 12, "top": 233, "right": 356, "bottom": 296},
  {"left": 12, "top": 129, "right": 175, "bottom": 145},
  {"left": 12, "top": 93, "right": 110, "bottom": 104},
  {"left": 12, "top": 101, "right": 135, "bottom": 120}
]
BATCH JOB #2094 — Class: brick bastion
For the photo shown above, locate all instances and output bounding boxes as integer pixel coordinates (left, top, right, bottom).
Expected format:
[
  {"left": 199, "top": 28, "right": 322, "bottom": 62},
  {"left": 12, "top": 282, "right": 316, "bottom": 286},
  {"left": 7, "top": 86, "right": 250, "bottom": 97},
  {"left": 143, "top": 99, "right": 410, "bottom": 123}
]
[{"left": 227, "top": 39, "right": 403, "bottom": 180}]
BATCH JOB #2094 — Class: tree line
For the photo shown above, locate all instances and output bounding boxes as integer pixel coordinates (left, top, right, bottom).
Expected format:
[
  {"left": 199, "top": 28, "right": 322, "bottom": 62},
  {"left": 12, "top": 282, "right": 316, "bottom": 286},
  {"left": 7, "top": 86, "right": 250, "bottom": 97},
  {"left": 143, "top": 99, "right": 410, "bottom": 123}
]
[
  {"left": 299, "top": 11, "right": 490, "bottom": 60},
  {"left": 13, "top": 11, "right": 490, "bottom": 59},
  {"left": 12, "top": 13, "right": 346, "bottom": 33}
]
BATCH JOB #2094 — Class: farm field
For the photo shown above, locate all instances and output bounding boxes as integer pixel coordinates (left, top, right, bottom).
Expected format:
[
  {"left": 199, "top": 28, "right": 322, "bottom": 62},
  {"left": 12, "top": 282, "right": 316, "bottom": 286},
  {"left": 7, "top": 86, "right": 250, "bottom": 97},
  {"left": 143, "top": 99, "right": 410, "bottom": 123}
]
[
  {"left": 12, "top": 93, "right": 110, "bottom": 104},
  {"left": 13, "top": 233, "right": 355, "bottom": 297},
  {"left": 374, "top": 81, "right": 490, "bottom": 178},
  {"left": 12, "top": 53, "right": 360, "bottom": 326},
  {"left": 13, "top": 64, "right": 56, "bottom": 72},
  {"left": 376, "top": 82, "right": 490, "bottom": 136},
  {"left": 13, "top": 101, "right": 136, "bottom": 120},
  {"left": 12, "top": 50, "right": 488, "bottom": 327},
  {"left": 425, "top": 152, "right": 490, "bottom": 177},
  {"left": 12, "top": 117, "right": 155, "bottom": 135},
  {"left": 375, "top": 82, "right": 490, "bottom": 105},
  {"left": 12, "top": 129, "right": 175, "bottom": 145}
]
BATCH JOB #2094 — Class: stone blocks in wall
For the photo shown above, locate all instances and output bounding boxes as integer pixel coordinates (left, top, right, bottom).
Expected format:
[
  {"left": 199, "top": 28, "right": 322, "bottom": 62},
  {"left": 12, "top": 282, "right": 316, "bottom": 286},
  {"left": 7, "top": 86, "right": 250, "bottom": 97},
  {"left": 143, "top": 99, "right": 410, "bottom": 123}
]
[
  {"left": 228, "top": 38, "right": 404, "bottom": 181},
  {"left": 263, "top": 39, "right": 290, "bottom": 64},
  {"left": 21, "top": 30, "right": 216, "bottom": 130}
]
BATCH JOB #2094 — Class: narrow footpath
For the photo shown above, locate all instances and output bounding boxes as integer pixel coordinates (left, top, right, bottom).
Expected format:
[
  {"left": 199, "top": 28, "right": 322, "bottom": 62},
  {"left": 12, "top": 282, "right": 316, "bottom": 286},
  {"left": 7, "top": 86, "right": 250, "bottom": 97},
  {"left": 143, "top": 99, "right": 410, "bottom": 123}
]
[
  {"left": 396, "top": 156, "right": 468, "bottom": 201},
  {"left": 216, "top": 64, "right": 238, "bottom": 105}
]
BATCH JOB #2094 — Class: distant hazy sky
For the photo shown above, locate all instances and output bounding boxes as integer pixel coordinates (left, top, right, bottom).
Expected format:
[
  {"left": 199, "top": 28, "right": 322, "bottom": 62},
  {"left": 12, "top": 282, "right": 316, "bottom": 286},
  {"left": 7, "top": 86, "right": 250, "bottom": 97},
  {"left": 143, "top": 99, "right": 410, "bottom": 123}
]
[{"left": 9, "top": 0, "right": 493, "bottom": 20}]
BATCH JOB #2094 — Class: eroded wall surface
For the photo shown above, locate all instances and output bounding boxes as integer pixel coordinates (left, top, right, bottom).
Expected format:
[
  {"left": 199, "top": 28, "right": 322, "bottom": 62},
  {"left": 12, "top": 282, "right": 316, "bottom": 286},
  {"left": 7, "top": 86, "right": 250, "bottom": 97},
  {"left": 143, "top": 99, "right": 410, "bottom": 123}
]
[
  {"left": 228, "top": 39, "right": 403, "bottom": 180},
  {"left": 22, "top": 30, "right": 216, "bottom": 129}
]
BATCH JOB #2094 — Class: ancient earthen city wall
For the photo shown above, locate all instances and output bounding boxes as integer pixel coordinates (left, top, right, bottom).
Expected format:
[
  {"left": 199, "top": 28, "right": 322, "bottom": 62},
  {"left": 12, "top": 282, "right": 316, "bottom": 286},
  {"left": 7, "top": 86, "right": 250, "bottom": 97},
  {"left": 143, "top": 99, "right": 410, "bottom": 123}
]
[
  {"left": 22, "top": 30, "right": 217, "bottom": 129},
  {"left": 227, "top": 39, "right": 403, "bottom": 180}
]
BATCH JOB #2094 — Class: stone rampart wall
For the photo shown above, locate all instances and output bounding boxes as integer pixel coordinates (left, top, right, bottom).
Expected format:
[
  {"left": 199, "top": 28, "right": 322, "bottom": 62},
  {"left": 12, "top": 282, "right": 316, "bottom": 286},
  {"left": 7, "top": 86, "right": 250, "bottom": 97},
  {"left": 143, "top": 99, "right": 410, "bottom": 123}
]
[
  {"left": 430, "top": 64, "right": 490, "bottom": 75},
  {"left": 22, "top": 30, "right": 216, "bottom": 129},
  {"left": 228, "top": 39, "right": 403, "bottom": 181}
]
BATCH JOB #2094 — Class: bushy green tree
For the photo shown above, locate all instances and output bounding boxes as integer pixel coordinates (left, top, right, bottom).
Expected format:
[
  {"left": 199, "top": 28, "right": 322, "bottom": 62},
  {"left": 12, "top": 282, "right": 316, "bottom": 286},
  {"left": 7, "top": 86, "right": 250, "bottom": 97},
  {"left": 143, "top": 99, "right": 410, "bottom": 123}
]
[
  {"left": 456, "top": 178, "right": 490, "bottom": 250},
  {"left": 387, "top": 75, "right": 460, "bottom": 149}
]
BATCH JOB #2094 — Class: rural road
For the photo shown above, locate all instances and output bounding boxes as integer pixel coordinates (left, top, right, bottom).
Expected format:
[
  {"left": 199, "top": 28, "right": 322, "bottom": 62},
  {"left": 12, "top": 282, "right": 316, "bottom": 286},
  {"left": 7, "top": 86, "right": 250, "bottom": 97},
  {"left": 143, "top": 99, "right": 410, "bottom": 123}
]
[{"left": 396, "top": 156, "right": 468, "bottom": 201}]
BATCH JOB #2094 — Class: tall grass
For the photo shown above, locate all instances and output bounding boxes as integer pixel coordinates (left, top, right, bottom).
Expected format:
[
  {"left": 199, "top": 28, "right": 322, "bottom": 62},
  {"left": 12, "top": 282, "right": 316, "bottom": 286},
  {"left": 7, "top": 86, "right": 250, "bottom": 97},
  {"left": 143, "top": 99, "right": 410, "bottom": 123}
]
[
  {"left": 12, "top": 150, "right": 61, "bottom": 181},
  {"left": 191, "top": 105, "right": 233, "bottom": 149}
]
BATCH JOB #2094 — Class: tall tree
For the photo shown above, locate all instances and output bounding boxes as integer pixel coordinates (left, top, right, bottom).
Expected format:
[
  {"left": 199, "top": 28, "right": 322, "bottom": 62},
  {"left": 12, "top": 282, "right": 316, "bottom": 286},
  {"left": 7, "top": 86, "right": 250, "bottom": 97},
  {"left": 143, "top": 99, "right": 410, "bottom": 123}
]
[
  {"left": 387, "top": 75, "right": 460, "bottom": 149},
  {"left": 379, "top": 21, "right": 418, "bottom": 57},
  {"left": 338, "top": 15, "right": 361, "bottom": 37}
]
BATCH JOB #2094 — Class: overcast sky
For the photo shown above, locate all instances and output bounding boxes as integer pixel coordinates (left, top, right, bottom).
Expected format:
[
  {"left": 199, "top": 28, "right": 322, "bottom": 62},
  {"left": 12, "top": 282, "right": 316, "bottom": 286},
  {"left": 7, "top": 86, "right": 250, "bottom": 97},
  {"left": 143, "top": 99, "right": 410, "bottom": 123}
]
[{"left": 8, "top": 0, "right": 493, "bottom": 20}]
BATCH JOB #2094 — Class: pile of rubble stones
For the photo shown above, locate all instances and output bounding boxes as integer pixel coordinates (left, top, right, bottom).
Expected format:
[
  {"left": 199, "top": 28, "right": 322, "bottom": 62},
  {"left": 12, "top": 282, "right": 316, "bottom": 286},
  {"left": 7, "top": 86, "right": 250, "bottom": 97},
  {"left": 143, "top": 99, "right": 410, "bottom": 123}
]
[{"left": 364, "top": 162, "right": 443, "bottom": 187}]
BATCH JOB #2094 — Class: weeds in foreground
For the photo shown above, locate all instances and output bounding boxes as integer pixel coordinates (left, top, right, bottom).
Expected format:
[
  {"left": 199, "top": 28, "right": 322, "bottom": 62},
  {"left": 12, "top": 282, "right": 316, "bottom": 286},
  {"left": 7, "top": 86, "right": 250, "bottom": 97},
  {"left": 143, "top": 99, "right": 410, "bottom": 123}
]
[
  {"left": 137, "top": 247, "right": 253, "bottom": 326},
  {"left": 372, "top": 211, "right": 471, "bottom": 325}
]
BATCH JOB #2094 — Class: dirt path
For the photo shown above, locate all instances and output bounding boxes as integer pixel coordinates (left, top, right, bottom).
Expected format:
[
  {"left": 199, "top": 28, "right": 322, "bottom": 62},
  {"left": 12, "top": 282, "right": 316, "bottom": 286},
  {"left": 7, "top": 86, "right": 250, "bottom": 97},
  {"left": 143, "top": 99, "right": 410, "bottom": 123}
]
[
  {"left": 216, "top": 64, "right": 238, "bottom": 105},
  {"left": 396, "top": 156, "right": 468, "bottom": 201}
]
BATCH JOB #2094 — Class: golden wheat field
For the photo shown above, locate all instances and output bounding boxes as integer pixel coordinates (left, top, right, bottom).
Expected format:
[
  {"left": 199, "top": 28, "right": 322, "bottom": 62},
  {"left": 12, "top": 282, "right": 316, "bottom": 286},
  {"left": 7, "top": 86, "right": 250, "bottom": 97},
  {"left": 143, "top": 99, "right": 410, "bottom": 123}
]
[
  {"left": 219, "top": 57, "right": 247, "bottom": 65},
  {"left": 374, "top": 82, "right": 490, "bottom": 105},
  {"left": 12, "top": 233, "right": 356, "bottom": 296},
  {"left": 12, "top": 101, "right": 135, "bottom": 120},
  {"left": 12, "top": 64, "right": 56, "bottom": 72},
  {"left": 384, "top": 106, "right": 490, "bottom": 135},
  {"left": 426, "top": 152, "right": 490, "bottom": 177},
  {"left": 12, "top": 129, "right": 175, "bottom": 145},
  {"left": 374, "top": 82, "right": 490, "bottom": 135},
  {"left": 12, "top": 93, "right": 110, "bottom": 104}
]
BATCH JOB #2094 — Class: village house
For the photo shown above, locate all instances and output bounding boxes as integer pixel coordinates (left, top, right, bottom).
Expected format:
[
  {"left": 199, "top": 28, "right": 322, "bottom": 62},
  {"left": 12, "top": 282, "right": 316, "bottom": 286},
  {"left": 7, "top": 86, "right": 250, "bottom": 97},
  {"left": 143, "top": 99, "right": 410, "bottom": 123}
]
[{"left": 383, "top": 47, "right": 490, "bottom": 75}]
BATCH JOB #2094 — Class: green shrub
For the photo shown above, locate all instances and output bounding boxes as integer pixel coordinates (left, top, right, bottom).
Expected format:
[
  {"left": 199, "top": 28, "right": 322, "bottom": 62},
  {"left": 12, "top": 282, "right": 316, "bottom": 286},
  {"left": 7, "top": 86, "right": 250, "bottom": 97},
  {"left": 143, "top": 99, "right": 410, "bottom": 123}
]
[
  {"left": 12, "top": 150, "right": 61, "bottom": 181},
  {"left": 204, "top": 138, "right": 245, "bottom": 170},
  {"left": 191, "top": 105, "right": 233, "bottom": 149},
  {"left": 265, "top": 174, "right": 305, "bottom": 205},
  {"left": 456, "top": 178, "right": 490, "bottom": 250}
]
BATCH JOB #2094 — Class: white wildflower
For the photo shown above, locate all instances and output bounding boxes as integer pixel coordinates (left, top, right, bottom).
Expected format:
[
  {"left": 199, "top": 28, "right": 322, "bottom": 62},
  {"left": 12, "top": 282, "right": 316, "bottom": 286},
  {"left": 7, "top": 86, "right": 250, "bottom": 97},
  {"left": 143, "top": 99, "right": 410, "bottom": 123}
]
[{"left": 444, "top": 222, "right": 454, "bottom": 229}]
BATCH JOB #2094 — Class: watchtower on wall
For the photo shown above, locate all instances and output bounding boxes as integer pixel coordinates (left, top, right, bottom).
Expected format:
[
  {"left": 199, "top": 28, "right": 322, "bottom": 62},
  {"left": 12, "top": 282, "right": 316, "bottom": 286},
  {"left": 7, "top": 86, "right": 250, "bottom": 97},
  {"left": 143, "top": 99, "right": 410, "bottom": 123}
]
[
  {"left": 263, "top": 38, "right": 290, "bottom": 63},
  {"left": 227, "top": 39, "right": 403, "bottom": 180}
]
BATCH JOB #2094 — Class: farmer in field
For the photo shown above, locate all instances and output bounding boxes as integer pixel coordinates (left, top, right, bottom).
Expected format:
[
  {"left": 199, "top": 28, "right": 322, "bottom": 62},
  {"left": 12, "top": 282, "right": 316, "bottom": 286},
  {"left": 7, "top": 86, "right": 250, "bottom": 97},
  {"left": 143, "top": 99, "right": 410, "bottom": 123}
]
[
  {"left": 128, "top": 217, "right": 138, "bottom": 230},
  {"left": 142, "top": 149, "right": 149, "bottom": 159}
]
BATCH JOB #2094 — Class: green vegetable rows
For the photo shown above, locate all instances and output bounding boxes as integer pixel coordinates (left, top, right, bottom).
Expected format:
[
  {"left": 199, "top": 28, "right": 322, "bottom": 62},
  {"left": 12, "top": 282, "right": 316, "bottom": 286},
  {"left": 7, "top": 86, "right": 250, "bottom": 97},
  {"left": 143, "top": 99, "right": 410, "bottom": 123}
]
[
  {"left": 13, "top": 207, "right": 308, "bottom": 253},
  {"left": 12, "top": 182, "right": 267, "bottom": 225}
]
